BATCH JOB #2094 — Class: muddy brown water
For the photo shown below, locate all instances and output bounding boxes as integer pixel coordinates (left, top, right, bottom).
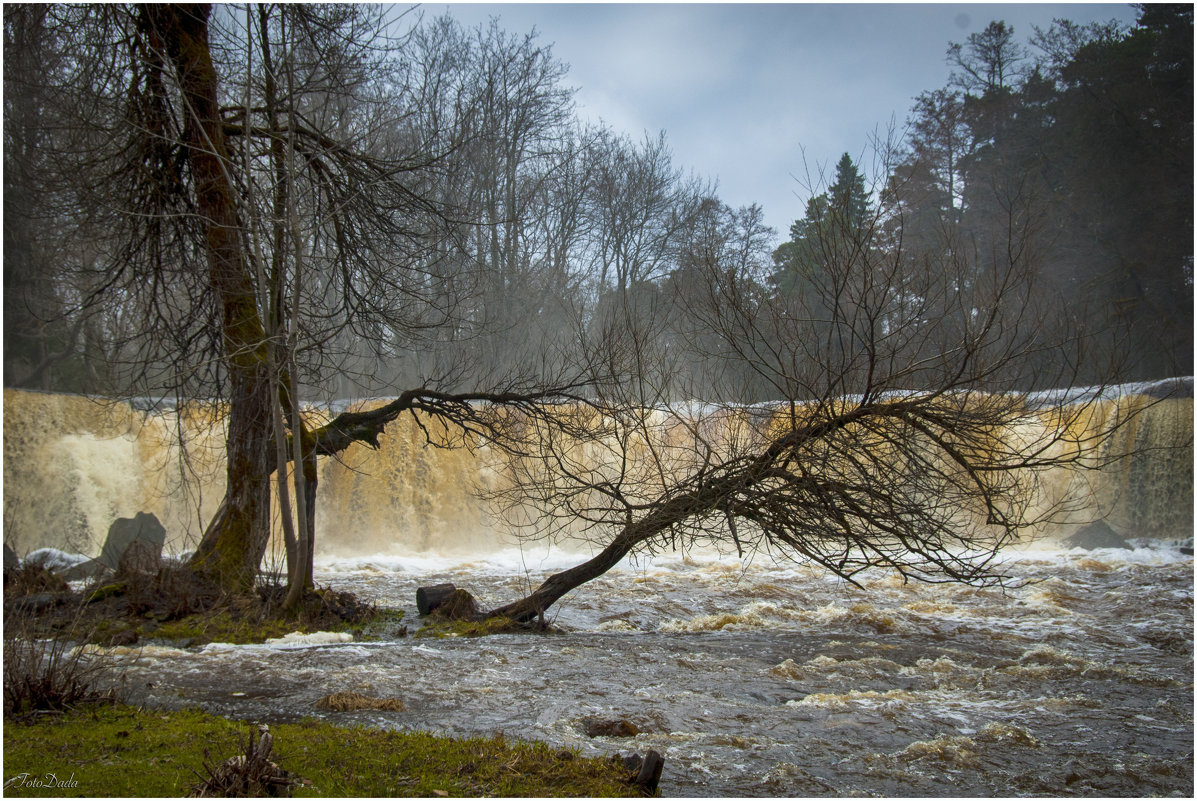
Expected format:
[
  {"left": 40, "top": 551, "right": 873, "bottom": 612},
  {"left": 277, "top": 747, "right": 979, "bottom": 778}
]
[{"left": 98, "top": 544, "right": 1192, "bottom": 797}]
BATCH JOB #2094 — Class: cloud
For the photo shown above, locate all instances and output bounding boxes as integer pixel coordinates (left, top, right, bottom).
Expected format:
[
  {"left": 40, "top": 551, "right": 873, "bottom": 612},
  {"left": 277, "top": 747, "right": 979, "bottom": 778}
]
[{"left": 436, "top": 2, "right": 1140, "bottom": 237}]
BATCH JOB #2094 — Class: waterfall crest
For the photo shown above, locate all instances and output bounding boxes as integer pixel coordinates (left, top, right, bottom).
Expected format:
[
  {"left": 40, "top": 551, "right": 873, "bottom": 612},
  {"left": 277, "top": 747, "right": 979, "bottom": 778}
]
[{"left": 3, "top": 383, "right": 1191, "bottom": 558}]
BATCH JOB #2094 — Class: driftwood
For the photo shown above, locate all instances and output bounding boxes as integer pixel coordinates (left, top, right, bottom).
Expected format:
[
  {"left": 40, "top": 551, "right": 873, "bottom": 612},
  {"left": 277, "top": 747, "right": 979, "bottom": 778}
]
[
  {"left": 416, "top": 583, "right": 457, "bottom": 616},
  {"left": 190, "top": 724, "right": 305, "bottom": 797},
  {"left": 635, "top": 750, "right": 665, "bottom": 794},
  {"left": 613, "top": 750, "right": 665, "bottom": 795}
]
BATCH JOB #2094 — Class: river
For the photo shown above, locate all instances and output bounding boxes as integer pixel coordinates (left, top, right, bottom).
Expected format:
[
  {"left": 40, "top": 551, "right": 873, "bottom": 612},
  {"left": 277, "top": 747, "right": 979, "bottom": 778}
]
[
  {"left": 7, "top": 385, "right": 1192, "bottom": 794},
  {"left": 103, "top": 541, "right": 1192, "bottom": 797}
]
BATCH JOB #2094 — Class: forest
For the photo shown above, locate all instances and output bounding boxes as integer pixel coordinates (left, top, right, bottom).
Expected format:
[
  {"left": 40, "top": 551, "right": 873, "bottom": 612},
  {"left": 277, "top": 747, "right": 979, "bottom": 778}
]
[
  {"left": 2, "top": 4, "right": 1191, "bottom": 607},
  {"left": 6, "top": 5, "right": 1191, "bottom": 399}
]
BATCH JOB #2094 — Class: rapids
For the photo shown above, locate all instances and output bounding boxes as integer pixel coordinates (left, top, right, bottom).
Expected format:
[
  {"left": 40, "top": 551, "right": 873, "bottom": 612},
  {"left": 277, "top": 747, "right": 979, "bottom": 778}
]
[
  {"left": 93, "top": 544, "right": 1192, "bottom": 796},
  {"left": 4, "top": 384, "right": 1193, "bottom": 794}
]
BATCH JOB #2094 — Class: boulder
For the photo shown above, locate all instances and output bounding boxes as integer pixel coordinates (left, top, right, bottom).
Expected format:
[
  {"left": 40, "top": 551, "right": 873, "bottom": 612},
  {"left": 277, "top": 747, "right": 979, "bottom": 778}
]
[
  {"left": 416, "top": 583, "right": 458, "bottom": 616},
  {"left": 586, "top": 718, "right": 640, "bottom": 738},
  {"left": 98, "top": 512, "right": 166, "bottom": 570},
  {"left": 3, "top": 542, "right": 18, "bottom": 576},
  {"left": 9, "top": 591, "right": 68, "bottom": 615},
  {"left": 24, "top": 547, "right": 90, "bottom": 574},
  {"left": 60, "top": 558, "right": 111, "bottom": 582},
  {"left": 431, "top": 588, "right": 479, "bottom": 620},
  {"left": 1063, "top": 520, "right": 1132, "bottom": 551},
  {"left": 117, "top": 538, "right": 163, "bottom": 577}
]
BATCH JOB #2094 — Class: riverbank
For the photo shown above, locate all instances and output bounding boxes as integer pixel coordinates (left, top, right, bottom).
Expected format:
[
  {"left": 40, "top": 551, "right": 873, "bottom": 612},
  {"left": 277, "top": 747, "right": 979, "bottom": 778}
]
[
  {"left": 3, "top": 703, "right": 645, "bottom": 797},
  {"left": 3, "top": 557, "right": 402, "bottom": 647},
  {"left": 3, "top": 567, "right": 651, "bottom": 797}
]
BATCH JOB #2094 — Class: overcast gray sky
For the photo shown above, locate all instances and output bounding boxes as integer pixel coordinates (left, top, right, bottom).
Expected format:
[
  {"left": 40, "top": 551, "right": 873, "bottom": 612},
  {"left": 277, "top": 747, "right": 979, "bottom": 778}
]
[{"left": 433, "top": 2, "right": 1140, "bottom": 240}]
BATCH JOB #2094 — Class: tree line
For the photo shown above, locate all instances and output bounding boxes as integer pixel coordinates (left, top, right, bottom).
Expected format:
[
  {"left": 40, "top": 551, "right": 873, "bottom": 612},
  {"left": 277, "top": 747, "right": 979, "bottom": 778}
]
[
  {"left": 2, "top": 5, "right": 765, "bottom": 401},
  {"left": 2, "top": 4, "right": 1188, "bottom": 609},
  {"left": 5, "top": 6, "right": 1190, "bottom": 401}
]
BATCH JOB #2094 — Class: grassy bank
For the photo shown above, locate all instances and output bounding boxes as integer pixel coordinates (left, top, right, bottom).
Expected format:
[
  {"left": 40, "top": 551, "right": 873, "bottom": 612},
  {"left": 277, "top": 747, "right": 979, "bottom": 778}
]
[
  {"left": 4, "top": 562, "right": 406, "bottom": 647},
  {"left": 3, "top": 704, "right": 644, "bottom": 797}
]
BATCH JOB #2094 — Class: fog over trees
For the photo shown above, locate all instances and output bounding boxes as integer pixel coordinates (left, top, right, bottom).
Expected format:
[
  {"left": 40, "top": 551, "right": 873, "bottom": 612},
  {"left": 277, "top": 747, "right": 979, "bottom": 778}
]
[{"left": 2, "top": 4, "right": 1190, "bottom": 605}]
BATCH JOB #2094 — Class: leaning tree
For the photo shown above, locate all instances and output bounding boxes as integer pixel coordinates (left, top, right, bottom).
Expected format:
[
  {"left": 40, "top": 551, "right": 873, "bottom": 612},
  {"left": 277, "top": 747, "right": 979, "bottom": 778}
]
[{"left": 482, "top": 142, "right": 1167, "bottom": 623}]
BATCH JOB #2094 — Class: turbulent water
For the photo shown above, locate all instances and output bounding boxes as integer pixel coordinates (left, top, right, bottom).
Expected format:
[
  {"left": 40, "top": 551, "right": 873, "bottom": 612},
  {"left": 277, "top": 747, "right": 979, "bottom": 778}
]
[
  {"left": 96, "top": 543, "right": 1192, "bottom": 797},
  {"left": 5, "top": 386, "right": 1193, "bottom": 795}
]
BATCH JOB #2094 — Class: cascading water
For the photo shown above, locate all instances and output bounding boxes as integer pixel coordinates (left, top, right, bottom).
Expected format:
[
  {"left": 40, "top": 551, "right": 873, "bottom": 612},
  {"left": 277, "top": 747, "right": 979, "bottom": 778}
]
[
  {"left": 3, "top": 382, "right": 1191, "bottom": 557},
  {"left": 3, "top": 383, "right": 1192, "bottom": 796}
]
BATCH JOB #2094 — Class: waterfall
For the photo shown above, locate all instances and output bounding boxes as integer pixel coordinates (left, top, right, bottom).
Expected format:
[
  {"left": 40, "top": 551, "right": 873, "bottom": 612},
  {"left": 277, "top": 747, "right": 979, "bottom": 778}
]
[{"left": 3, "top": 382, "right": 1191, "bottom": 558}]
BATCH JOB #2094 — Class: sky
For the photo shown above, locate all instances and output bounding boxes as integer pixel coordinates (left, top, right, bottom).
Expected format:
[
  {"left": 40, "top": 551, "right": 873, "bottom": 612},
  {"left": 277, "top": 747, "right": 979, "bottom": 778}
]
[{"left": 431, "top": 1, "right": 1141, "bottom": 241}]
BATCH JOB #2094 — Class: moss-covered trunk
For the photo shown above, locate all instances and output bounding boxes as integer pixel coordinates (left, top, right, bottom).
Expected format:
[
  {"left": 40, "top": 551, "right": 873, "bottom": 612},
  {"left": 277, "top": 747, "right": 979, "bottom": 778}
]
[
  {"left": 143, "top": 5, "right": 274, "bottom": 594},
  {"left": 487, "top": 534, "right": 639, "bottom": 623}
]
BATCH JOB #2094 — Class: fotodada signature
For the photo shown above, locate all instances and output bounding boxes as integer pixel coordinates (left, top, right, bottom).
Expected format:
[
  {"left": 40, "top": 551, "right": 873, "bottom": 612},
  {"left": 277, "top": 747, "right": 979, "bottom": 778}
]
[{"left": 5, "top": 772, "right": 80, "bottom": 791}]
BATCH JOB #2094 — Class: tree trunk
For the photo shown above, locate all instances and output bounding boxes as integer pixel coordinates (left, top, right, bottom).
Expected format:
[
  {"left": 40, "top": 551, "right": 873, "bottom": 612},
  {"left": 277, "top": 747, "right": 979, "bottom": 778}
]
[
  {"left": 284, "top": 439, "right": 318, "bottom": 610},
  {"left": 485, "top": 415, "right": 857, "bottom": 622},
  {"left": 144, "top": 4, "right": 274, "bottom": 594},
  {"left": 488, "top": 529, "right": 643, "bottom": 622}
]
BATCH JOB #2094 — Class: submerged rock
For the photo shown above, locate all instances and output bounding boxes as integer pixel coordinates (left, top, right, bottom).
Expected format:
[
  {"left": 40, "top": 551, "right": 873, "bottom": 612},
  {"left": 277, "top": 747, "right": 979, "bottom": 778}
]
[
  {"left": 1063, "top": 521, "right": 1132, "bottom": 551},
  {"left": 586, "top": 718, "right": 640, "bottom": 738}
]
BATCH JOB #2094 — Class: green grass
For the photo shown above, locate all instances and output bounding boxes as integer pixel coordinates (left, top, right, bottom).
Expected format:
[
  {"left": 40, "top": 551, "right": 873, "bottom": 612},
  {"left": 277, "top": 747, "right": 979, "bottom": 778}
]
[
  {"left": 414, "top": 615, "right": 530, "bottom": 639},
  {"left": 144, "top": 611, "right": 312, "bottom": 645},
  {"left": 3, "top": 704, "right": 642, "bottom": 797},
  {"left": 79, "top": 606, "right": 406, "bottom": 647}
]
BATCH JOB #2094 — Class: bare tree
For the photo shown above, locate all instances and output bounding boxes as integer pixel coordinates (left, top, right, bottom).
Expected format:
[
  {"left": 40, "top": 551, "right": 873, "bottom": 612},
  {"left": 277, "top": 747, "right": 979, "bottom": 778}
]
[
  {"left": 591, "top": 129, "right": 706, "bottom": 298},
  {"left": 948, "top": 20, "right": 1028, "bottom": 95},
  {"left": 10, "top": 4, "right": 608, "bottom": 598},
  {"left": 483, "top": 149, "right": 1153, "bottom": 623}
]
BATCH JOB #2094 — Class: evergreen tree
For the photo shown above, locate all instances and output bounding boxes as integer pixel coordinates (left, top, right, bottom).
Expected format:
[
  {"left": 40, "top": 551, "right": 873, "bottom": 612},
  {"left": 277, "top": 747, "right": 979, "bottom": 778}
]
[
  {"left": 828, "top": 152, "right": 870, "bottom": 231},
  {"left": 1035, "top": 4, "right": 1193, "bottom": 377},
  {"left": 770, "top": 153, "right": 871, "bottom": 305},
  {"left": 891, "top": 8, "right": 1193, "bottom": 380}
]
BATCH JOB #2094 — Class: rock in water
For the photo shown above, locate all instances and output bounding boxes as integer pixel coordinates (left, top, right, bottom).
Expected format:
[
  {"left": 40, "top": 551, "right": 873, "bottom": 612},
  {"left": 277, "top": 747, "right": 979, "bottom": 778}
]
[
  {"left": 416, "top": 583, "right": 457, "bottom": 616},
  {"left": 1063, "top": 520, "right": 1132, "bottom": 550},
  {"left": 432, "top": 588, "right": 479, "bottom": 620},
  {"left": 586, "top": 719, "right": 640, "bottom": 738},
  {"left": 98, "top": 512, "right": 166, "bottom": 570}
]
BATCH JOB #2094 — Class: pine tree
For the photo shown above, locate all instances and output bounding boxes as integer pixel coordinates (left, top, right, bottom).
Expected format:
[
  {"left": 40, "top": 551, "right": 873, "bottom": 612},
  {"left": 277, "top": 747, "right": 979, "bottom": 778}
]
[
  {"left": 828, "top": 152, "right": 869, "bottom": 231},
  {"left": 770, "top": 153, "right": 870, "bottom": 304}
]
